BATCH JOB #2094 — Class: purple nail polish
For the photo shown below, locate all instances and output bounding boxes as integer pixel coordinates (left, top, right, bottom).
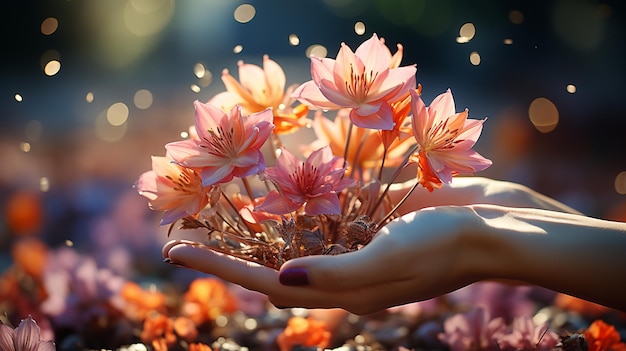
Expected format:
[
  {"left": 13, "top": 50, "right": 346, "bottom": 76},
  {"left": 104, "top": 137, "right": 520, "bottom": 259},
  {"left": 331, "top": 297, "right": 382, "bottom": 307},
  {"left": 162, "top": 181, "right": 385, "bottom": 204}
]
[
  {"left": 279, "top": 268, "right": 310, "bottom": 286},
  {"left": 163, "top": 257, "right": 188, "bottom": 268}
]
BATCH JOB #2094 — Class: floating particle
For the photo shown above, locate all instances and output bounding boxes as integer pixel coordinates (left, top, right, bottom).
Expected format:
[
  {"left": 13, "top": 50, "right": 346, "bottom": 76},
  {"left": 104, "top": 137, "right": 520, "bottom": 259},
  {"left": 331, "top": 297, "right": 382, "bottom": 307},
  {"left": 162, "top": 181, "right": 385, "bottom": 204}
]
[
  {"left": 193, "top": 63, "right": 206, "bottom": 78},
  {"left": 180, "top": 131, "right": 189, "bottom": 138},
  {"left": 19, "top": 142, "right": 31, "bottom": 152},
  {"left": 306, "top": 44, "right": 327, "bottom": 58},
  {"left": 40, "top": 177, "right": 50, "bottom": 192},
  {"left": 107, "top": 102, "right": 129, "bottom": 126},
  {"left": 354, "top": 21, "right": 366, "bottom": 35},
  {"left": 615, "top": 171, "right": 626, "bottom": 194},
  {"left": 234, "top": 4, "right": 256, "bottom": 23},
  {"left": 233, "top": 45, "right": 243, "bottom": 54},
  {"left": 528, "top": 97, "right": 559, "bottom": 133},
  {"left": 15, "top": 93, "right": 23, "bottom": 102},
  {"left": 289, "top": 34, "right": 300, "bottom": 46},
  {"left": 44, "top": 60, "right": 61, "bottom": 76},
  {"left": 134, "top": 89, "right": 153, "bottom": 109},
  {"left": 509, "top": 10, "right": 524, "bottom": 24},
  {"left": 41, "top": 17, "right": 58, "bottom": 35},
  {"left": 469, "top": 51, "right": 481, "bottom": 65},
  {"left": 457, "top": 22, "right": 475, "bottom": 43},
  {"left": 566, "top": 84, "right": 576, "bottom": 93}
]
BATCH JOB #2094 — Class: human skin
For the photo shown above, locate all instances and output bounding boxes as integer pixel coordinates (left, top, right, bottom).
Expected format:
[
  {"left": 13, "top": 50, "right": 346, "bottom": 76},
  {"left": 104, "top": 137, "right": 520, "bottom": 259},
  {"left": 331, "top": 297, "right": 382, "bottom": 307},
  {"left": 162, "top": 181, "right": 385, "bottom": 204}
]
[{"left": 163, "top": 177, "right": 626, "bottom": 314}]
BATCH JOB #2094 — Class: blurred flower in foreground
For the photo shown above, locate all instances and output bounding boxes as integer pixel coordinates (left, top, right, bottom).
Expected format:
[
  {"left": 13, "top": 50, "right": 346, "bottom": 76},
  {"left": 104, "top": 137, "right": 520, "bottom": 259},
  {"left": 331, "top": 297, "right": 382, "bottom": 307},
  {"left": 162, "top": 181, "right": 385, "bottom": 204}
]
[
  {"left": 120, "top": 282, "right": 168, "bottom": 322},
  {"left": 40, "top": 247, "right": 126, "bottom": 331},
  {"left": 182, "top": 277, "right": 238, "bottom": 326},
  {"left": 276, "top": 316, "right": 331, "bottom": 351},
  {"left": 256, "top": 145, "right": 355, "bottom": 215},
  {"left": 584, "top": 319, "right": 626, "bottom": 351},
  {"left": 137, "top": 155, "right": 211, "bottom": 225},
  {"left": 439, "top": 307, "right": 507, "bottom": 351},
  {"left": 166, "top": 102, "right": 274, "bottom": 187},
  {"left": 140, "top": 313, "right": 177, "bottom": 351},
  {"left": 498, "top": 316, "right": 558, "bottom": 351},
  {"left": 409, "top": 89, "right": 492, "bottom": 191},
  {"left": 292, "top": 33, "right": 416, "bottom": 130},
  {"left": 209, "top": 55, "right": 310, "bottom": 134},
  {"left": 0, "top": 315, "right": 55, "bottom": 351}
]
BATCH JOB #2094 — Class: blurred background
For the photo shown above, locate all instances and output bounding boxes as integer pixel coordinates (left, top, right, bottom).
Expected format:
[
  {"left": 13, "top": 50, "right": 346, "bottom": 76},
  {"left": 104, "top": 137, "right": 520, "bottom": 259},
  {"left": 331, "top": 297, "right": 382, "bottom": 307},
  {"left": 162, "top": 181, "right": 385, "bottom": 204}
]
[{"left": 1, "top": 0, "right": 625, "bottom": 279}]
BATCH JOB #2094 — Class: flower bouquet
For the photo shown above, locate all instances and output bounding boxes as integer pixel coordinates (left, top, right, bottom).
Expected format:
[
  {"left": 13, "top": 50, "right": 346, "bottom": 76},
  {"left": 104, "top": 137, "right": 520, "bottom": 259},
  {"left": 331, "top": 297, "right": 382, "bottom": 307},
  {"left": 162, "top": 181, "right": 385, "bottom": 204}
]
[{"left": 137, "top": 34, "right": 492, "bottom": 270}]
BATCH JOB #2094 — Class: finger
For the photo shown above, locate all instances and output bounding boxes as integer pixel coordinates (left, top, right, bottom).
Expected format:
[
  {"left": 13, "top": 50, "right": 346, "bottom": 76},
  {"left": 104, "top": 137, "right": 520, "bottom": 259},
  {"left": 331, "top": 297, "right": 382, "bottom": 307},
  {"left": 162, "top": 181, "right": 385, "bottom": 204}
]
[{"left": 165, "top": 242, "right": 282, "bottom": 296}]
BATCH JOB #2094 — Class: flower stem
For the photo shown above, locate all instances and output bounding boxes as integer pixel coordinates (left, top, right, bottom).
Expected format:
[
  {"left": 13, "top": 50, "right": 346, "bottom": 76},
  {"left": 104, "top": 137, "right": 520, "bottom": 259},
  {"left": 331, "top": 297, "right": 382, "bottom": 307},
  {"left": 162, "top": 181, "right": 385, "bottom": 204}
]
[
  {"left": 241, "top": 177, "right": 255, "bottom": 201},
  {"left": 377, "top": 180, "right": 420, "bottom": 227}
]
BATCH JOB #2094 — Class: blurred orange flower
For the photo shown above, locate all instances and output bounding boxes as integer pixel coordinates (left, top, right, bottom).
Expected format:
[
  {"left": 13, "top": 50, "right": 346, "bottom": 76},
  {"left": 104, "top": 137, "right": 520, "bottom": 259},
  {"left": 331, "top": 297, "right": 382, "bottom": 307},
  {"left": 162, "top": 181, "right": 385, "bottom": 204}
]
[
  {"left": 182, "top": 278, "right": 238, "bottom": 326},
  {"left": 11, "top": 237, "right": 48, "bottom": 279},
  {"left": 140, "top": 313, "right": 177, "bottom": 351},
  {"left": 584, "top": 319, "right": 626, "bottom": 351},
  {"left": 4, "top": 190, "right": 43, "bottom": 235},
  {"left": 555, "top": 293, "right": 611, "bottom": 318},
  {"left": 189, "top": 343, "right": 213, "bottom": 351},
  {"left": 276, "top": 316, "right": 331, "bottom": 351},
  {"left": 173, "top": 316, "right": 198, "bottom": 342},
  {"left": 120, "top": 281, "right": 167, "bottom": 322}
]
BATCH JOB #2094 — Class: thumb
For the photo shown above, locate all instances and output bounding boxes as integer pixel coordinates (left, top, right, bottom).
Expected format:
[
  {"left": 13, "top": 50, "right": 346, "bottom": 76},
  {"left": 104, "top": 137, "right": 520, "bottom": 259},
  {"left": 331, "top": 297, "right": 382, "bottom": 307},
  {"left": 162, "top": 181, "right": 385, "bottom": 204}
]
[{"left": 278, "top": 230, "right": 401, "bottom": 290}]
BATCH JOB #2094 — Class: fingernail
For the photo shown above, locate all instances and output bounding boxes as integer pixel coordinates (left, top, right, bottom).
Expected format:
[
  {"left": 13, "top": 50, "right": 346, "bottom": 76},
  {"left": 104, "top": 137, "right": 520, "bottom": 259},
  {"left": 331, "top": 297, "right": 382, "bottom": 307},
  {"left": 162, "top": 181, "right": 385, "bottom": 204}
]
[
  {"left": 164, "top": 257, "right": 188, "bottom": 268},
  {"left": 279, "top": 268, "right": 309, "bottom": 286}
]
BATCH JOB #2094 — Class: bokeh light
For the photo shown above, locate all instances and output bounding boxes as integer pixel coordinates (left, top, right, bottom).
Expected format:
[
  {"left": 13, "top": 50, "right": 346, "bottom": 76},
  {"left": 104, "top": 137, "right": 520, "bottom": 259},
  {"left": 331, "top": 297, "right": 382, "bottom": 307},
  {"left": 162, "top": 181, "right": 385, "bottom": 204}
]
[
  {"left": 14, "top": 93, "right": 23, "bottom": 102},
  {"left": 615, "top": 171, "right": 626, "bottom": 194},
  {"left": 107, "top": 102, "right": 129, "bottom": 126},
  {"left": 233, "top": 45, "right": 243, "bottom": 54},
  {"left": 503, "top": 38, "right": 513, "bottom": 45},
  {"left": 234, "top": 4, "right": 256, "bottom": 23},
  {"left": 469, "top": 51, "right": 481, "bottom": 65},
  {"left": 96, "top": 109, "right": 128, "bottom": 142},
  {"left": 19, "top": 142, "right": 31, "bottom": 153},
  {"left": 289, "top": 34, "right": 300, "bottom": 46},
  {"left": 190, "top": 84, "right": 201, "bottom": 93},
  {"left": 40, "top": 177, "right": 50, "bottom": 192},
  {"left": 456, "top": 22, "right": 475, "bottom": 43},
  {"left": 86, "top": 92, "right": 94, "bottom": 103},
  {"left": 528, "top": 97, "right": 559, "bottom": 133},
  {"left": 41, "top": 17, "right": 58, "bottom": 35},
  {"left": 193, "top": 63, "right": 206, "bottom": 79},
  {"left": 44, "top": 60, "right": 61, "bottom": 76},
  {"left": 354, "top": 21, "right": 366, "bottom": 35},
  {"left": 306, "top": 44, "right": 327, "bottom": 58},
  {"left": 566, "top": 84, "right": 577, "bottom": 93},
  {"left": 134, "top": 89, "right": 153, "bottom": 109},
  {"left": 509, "top": 10, "right": 524, "bottom": 24}
]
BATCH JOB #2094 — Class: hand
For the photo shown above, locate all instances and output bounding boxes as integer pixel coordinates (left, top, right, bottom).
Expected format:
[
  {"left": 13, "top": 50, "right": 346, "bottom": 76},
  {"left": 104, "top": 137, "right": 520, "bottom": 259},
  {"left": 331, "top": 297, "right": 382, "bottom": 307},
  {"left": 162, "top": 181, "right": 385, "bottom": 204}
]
[{"left": 164, "top": 206, "right": 481, "bottom": 315}]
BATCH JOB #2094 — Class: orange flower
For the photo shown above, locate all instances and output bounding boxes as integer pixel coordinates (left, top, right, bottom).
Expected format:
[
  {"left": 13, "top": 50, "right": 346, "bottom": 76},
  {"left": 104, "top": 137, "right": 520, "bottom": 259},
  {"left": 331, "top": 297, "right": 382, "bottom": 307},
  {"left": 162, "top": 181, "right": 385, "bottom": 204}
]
[
  {"left": 276, "top": 316, "right": 331, "bottom": 351},
  {"left": 5, "top": 190, "right": 43, "bottom": 235},
  {"left": 554, "top": 293, "right": 611, "bottom": 318},
  {"left": 173, "top": 316, "right": 198, "bottom": 342},
  {"left": 182, "top": 278, "right": 238, "bottom": 326},
  {"left": 140, "top": 313, "right": 177, "bottom": 351},
  {"left": 584, "top": 320, "right": 626, "bottom": 351},
  {"left": 11, "top": 237, "right": 48, "bottom": 279},
  {"left": 189, "top": 343, "right": 213, "bottom": 351},
  {"left": 120, "top": 281, "right": 167, "bottom": 322}
]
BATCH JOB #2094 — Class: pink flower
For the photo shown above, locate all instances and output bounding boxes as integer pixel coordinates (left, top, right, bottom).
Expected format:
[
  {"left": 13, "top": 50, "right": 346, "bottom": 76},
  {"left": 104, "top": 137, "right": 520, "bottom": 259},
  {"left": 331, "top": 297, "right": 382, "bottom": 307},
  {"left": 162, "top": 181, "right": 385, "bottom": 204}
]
[
  {"left": 439, "top": 307, "right": 507, "bottom": 351},
  {"left": 166, "top": 101, "right": 274, "bottom": 186},
  {"left": 209, "top": 55, "right": 310, "bottom": 134},
  {"left": 291, "top": 33, "right": 416, "bottom": 130},
  {"left": 256, "top": 146, "right": 354, "bottom": 215},
  {"left": 410, "top": 89, "right": 492, "bottom": 191},
  {"left": 498, "top": 316, "right": 559, "bottom": 351},
  {"left": 136, "top": 156, "right": 210, "bottom": 225},
  {"left": 0, "top": 316, "right": 56, "bottom": 351}
]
